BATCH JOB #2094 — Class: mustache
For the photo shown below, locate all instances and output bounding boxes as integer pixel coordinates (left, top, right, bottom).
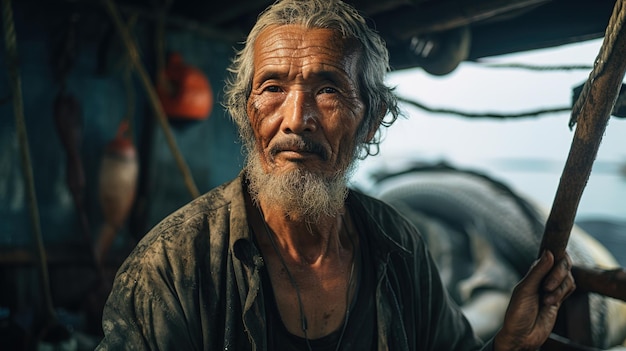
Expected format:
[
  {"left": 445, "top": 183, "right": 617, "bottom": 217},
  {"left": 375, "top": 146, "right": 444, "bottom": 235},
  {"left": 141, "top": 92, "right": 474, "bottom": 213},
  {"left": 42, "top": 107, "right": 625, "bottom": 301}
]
[{"left": 268, "top": 136, "right": 328, "bottom": 161}]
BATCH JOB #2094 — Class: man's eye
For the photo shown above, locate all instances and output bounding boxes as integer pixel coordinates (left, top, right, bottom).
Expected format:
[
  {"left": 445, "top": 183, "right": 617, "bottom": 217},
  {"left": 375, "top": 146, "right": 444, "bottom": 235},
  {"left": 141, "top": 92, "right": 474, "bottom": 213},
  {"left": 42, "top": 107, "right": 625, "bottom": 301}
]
[
  {"left": 263, "top": 85, "right": 282, "bottom": 93},
  {"left": 319, "top": 87, "right": 338, "bottom": 94}
]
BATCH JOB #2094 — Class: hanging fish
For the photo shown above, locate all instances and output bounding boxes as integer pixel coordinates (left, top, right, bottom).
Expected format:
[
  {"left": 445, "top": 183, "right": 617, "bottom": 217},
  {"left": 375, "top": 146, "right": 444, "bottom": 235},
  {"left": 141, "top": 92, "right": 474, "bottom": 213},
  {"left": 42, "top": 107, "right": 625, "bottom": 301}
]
[{"left": 95, "top": 121, "right": 138, "bottom": 266}]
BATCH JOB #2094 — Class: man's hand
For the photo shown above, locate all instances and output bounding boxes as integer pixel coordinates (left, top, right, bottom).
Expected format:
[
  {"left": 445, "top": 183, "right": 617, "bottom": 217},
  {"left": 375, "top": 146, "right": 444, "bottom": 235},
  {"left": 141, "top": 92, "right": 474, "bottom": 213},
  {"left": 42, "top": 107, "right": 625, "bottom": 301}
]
[{"left": 494, "top": 250, "right": 575, "bottom": 351}]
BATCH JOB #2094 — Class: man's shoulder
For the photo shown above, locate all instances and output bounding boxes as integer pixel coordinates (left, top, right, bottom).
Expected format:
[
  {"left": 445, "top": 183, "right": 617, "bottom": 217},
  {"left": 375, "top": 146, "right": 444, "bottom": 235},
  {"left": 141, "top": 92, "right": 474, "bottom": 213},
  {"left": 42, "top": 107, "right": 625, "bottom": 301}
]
[
  {"left": 349, "top": 189, "right": 411, "bottom": 224},
  {"left": 122, "top": 176, "right": 245, "bottom": 267},
  {"left": 349, "top": 189, "right": 424, "bottom": 254},
  {"left": 349, "top": 188, "right": 386, "bottom": 208},
  {"left": 150, "top": 176, "right": 242, "bottom": 235}
]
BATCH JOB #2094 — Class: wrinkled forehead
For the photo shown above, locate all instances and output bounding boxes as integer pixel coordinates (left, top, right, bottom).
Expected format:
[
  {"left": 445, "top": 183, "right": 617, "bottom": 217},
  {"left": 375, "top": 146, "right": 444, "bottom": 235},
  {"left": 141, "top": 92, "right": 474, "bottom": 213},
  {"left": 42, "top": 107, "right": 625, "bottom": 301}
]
[{"left": 252, "top": 24, "right": 362, "bottom": 77}]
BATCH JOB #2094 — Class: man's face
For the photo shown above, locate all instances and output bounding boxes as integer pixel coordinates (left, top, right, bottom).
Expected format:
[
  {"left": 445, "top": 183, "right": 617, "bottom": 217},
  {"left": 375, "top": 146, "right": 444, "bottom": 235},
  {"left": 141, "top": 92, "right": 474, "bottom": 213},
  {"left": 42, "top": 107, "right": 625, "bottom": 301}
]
[{"left": 246, "top": 24, "right": 366, "bottom": 179}]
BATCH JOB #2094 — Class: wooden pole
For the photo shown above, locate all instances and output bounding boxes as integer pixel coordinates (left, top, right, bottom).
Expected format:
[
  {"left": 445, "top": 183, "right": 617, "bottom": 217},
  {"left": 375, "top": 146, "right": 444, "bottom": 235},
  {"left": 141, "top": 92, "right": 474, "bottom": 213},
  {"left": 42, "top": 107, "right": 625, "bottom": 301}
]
[
  {"left": 538, "top": 0, "right": 626, "bottom": 261},
  {"left": 572, "top": 266, "right": 626, "bottom": 301}
]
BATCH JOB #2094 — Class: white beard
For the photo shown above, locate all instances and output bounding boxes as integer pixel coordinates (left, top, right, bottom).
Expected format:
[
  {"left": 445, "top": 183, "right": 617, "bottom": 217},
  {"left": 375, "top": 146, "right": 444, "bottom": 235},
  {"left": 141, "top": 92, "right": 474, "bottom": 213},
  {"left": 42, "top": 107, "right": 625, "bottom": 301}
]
[{"left": 245, "top": 151, "right": 356, "bottom": 222}]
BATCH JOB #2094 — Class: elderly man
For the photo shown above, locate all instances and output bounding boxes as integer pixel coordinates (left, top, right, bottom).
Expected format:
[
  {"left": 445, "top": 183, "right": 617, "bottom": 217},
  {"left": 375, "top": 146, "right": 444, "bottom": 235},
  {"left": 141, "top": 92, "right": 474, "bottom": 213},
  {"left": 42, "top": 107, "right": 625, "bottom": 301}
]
[{"left": 97, "top": 0, "right": 575, "bottom": 350}]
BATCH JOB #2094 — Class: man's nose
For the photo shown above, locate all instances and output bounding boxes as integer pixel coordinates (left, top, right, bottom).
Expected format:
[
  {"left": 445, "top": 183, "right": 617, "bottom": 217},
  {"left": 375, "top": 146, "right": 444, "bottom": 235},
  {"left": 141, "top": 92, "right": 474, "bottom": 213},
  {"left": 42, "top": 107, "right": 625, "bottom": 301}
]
[{"left": 280, "top": 90, "right": 318, "bottom": 134}]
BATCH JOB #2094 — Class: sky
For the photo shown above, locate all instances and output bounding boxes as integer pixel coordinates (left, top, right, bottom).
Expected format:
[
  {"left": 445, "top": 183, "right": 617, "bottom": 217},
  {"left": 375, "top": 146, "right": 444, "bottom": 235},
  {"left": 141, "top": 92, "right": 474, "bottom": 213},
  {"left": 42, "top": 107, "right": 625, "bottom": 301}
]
[{"left": 352, "top": 38, "right": 626, "bottom": 221}]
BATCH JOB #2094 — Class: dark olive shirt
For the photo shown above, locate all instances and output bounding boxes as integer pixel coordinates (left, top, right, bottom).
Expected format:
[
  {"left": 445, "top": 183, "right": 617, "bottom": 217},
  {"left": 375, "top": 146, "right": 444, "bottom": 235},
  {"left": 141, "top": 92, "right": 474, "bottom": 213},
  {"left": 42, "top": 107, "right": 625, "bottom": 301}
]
[{"left": 96, "top": 172, "right": 493, "bottom": 350}]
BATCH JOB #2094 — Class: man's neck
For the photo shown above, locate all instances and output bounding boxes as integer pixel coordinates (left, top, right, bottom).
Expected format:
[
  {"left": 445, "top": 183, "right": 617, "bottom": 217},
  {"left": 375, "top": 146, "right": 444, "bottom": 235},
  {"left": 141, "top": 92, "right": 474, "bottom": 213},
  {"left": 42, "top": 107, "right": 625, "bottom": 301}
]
[
  {"left": 249, "top": 196, "right": 359, "bottom": 339},
  {"left": 257, "top": 200, "right": 349, "bottom": 265}
]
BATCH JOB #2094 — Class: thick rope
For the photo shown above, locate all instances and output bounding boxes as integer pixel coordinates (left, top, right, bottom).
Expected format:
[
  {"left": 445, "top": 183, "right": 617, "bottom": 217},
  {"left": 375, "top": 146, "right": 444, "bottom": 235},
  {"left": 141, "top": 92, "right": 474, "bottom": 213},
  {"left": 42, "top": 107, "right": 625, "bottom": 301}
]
[
  {"left": 397, "top": 95, "right": 571, "bottom": 119},
  {"left": 569, "top": 0, "right": 626, "bottom": 128},
  {"left": 483, "top": 63, "right": 593, "bottom": 71}
]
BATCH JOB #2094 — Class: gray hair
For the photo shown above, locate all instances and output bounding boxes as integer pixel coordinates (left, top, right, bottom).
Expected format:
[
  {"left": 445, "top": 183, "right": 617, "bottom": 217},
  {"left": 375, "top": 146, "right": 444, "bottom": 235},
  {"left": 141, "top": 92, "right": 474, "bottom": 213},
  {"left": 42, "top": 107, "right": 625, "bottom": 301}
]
[{"left": 224, "top": 0, "right": 400, "bottom": 158}]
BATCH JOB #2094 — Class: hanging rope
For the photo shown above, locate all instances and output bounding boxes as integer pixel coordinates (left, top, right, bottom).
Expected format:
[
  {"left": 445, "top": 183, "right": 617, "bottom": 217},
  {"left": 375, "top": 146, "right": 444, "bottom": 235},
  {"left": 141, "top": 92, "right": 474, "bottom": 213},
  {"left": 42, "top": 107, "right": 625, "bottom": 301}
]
[
  {"left": 154, "top": 0, "right": 173, "bottom": 87},
  {"left": 2, "top": 0, "right": 57, "bottom": 324},
  {"left": 100, "top": 0, "right": 200, "bottom": 199}
]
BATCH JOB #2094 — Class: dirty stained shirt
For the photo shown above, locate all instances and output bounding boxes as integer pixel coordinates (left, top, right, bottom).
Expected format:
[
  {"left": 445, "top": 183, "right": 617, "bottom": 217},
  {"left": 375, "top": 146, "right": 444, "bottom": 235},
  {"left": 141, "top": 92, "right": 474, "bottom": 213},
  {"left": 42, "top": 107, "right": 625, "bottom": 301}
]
[{"left": 96, "top": 172, "right": 493, "bottom": 350}]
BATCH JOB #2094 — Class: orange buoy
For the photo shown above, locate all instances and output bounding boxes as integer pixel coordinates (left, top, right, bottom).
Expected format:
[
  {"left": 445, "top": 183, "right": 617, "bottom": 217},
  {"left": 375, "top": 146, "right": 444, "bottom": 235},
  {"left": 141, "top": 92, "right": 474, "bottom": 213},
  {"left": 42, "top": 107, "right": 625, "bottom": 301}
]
[
  {"left": 157, "top": 52, "right": 213, "bottom": 121},
  {"left": 95, "top": 121, "right": 138, "bottom": 265}
]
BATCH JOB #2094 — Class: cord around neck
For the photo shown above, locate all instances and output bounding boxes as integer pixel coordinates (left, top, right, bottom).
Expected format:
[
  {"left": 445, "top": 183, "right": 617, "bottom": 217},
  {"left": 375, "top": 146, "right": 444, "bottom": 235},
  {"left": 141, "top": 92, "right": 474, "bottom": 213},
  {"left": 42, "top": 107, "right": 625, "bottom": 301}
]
[{"left": 257, "top": 206, "right": 356, "bottom": 351}]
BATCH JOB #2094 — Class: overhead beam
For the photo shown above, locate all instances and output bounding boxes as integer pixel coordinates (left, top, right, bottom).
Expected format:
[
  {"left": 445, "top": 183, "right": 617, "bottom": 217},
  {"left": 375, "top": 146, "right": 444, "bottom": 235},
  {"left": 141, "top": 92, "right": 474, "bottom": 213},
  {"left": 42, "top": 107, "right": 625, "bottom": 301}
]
[{"left": 375, "top": 0, "right": 551, "bottom": 41}]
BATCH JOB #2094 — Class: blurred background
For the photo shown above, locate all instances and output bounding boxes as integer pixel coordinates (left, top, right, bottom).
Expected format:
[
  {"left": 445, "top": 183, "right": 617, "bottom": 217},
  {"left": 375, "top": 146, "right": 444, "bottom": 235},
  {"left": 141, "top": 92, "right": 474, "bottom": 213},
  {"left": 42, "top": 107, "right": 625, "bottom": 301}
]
[{"left": 353, "top": 38, "right": 626, "bottom": 222}]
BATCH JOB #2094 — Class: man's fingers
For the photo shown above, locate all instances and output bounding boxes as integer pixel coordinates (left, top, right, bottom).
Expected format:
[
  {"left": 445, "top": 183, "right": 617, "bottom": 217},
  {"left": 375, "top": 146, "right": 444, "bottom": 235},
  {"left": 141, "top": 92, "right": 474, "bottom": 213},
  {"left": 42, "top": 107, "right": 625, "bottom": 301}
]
[
  {"left": 543, "top": 254, "right": 573, "bottom": 292},
  {"left": 518, "top": 250, "right": 555, "bottom": 294},
  {"left": 543, "top": 267, "right": 576, "bottom": 306}
]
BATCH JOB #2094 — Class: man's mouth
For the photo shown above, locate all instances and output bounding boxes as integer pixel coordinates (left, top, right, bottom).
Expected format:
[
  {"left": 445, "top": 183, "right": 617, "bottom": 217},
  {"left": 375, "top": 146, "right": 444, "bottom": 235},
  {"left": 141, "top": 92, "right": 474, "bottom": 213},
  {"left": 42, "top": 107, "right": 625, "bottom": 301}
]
[{"left": 269, "top": 137, "right": 328, "bottom": 161}]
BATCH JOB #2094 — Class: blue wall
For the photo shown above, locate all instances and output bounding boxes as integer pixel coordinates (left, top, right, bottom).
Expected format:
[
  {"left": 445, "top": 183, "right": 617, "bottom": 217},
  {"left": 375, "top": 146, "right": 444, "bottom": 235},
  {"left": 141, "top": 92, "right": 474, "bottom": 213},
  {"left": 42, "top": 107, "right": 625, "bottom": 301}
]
[{"left": 0, "top": 2, "right": 244, "bottom": 253}]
